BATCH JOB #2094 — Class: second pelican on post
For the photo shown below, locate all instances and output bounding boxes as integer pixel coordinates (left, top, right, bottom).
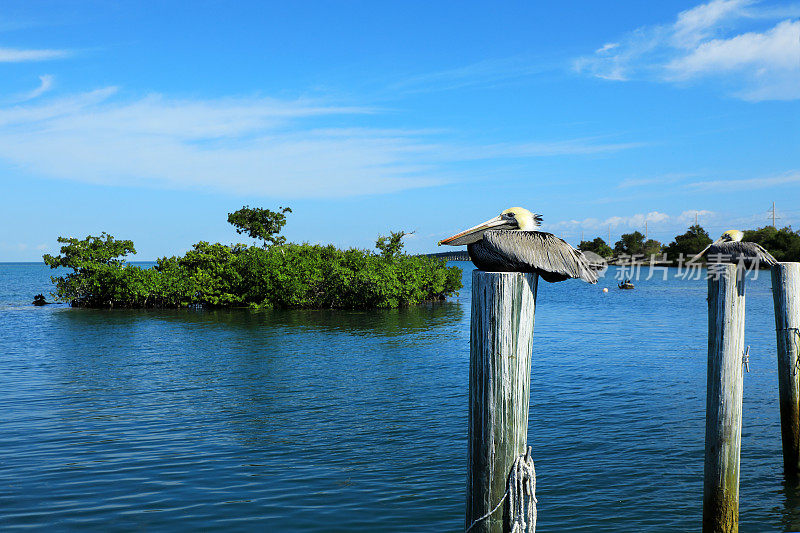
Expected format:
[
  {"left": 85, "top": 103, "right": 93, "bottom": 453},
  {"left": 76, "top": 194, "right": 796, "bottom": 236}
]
[
  {"left": 438, "top": 207, "right": 598, "bottom": 283},
  {"left": 688, "top": 230, "right": 777, "bottom": 267}
]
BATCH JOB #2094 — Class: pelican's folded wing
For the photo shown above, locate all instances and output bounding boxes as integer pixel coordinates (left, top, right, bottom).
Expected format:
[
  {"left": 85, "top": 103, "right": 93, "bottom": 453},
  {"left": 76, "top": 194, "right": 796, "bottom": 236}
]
[
  {"left": 482, "top": 230, "right": 598, "bottom": 283},
  {"left": 754, "top": 243, "right": 779, "bottom": 266},
  {"left": 726, "top": 241, "right": 779, "bottom": 266}
]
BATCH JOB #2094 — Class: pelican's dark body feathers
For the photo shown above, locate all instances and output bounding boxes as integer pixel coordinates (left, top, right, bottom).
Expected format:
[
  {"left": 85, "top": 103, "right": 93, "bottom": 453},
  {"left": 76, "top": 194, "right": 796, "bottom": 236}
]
[
  {"left": 467, "top": 230, "right": 598, "bottom": 284},
  {"left": 703, "top": 241, "right": 778, "bottom": 267}
]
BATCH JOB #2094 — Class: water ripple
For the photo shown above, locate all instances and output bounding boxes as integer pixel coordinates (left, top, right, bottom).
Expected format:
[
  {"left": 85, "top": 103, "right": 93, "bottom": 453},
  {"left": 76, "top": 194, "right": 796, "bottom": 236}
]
[{"left": 0, "top": 263, "right": 792, "bottom": 531}]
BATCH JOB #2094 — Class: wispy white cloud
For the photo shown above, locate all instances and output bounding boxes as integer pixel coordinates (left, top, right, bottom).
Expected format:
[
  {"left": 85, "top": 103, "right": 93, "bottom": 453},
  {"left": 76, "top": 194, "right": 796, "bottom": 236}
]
[
  {"left": 478, "top": 139, "right": 646, "bottom": 158},
  {"left": 0, "top": 90, "right": 434, "bottom": 198},
  {"left": 549, "top": 210, "right": 673, "bottom": 231},
  {"left": 0, "top": 88, "right": 643, "bottom": 198},
  {"left": 606, "top": 211, "right": 670, "bottom": 229},
  {"left": 671, "top": 0, "right": 752, "bottom": 48},
  {"left": 678, "top": 209, "right": 715, "bottom": 223},
  {"left": 687, "top": 171, "right": 800, "bottom": 191},
  {"left": 574, "top": 0, "right": 800, "bottom": 100},
  {"left": 667, "top": 19, "right": 800, "bottom": 100},
  {"left": 436, "top": 138, "right": 645, "bottom": 161},
  {"left": 16, "top": 74, "right": 54, "bottom": 101},
  {"left": 0, "top": 241, "right": 49, "bottom": 252},
  {"left": 387, "top": 56, "right": 553, "bottom": 94},
  {"left": 618, "top": 172, "right": 698, "bottom": 188},
  {"left": 596, "top": 42, "right": 620, "bottom": 54},
  {"left": 0, "top": 47, "right": 70, "bottom": 62}
]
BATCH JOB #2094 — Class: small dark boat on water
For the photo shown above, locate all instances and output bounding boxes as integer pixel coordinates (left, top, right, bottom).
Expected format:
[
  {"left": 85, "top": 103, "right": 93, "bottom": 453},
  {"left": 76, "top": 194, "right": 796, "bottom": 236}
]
[{"left": 618, "top": 280, "right": 634, "bottom": 290}]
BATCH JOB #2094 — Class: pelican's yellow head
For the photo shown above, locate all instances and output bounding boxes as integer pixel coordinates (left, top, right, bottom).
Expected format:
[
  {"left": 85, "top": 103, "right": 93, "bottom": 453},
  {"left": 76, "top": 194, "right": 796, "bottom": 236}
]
[
  {"left": 501, "top": 207, "right": 542, "bottom": 232},
  {"left": 438, "top": 207, "right": 543, "bottom": 246},
  {"left": 719, "top": 230, "right": 744, "bottom": 242}
]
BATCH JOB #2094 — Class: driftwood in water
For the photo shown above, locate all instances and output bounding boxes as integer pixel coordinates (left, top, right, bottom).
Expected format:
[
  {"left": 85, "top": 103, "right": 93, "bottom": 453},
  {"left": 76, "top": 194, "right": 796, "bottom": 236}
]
[{"left": 466, "top": 271, "right": 537, "bottom": 532}]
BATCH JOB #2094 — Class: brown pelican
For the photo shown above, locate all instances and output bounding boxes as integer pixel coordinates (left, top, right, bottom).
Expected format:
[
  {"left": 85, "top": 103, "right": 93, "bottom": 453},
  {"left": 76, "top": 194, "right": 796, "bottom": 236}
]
[
  {"left": 688, "top": 230, "right": 777, "bottom": 267},
  {"left": 438, "top": 207, "right": 598, "bottom": 283}
]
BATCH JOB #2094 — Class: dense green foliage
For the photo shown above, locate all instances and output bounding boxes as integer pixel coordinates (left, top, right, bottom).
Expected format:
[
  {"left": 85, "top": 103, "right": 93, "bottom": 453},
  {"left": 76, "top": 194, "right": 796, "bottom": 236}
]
[
  {"left": 43, "top": 220, "right": 462, "bottom": 309},
  {"left": 578, "top": 237, "right": 613, "bottom": 258},
  {"left": 227, "top": 205, "right": 292, "bottom": 247},
  {"left": 743, "top": 226, "right": 800, "bottom": 262},
  {"left": 663, "top": 224, "right": 712, "bottom": 261},
  {"left": 613, "top": 231, "right": 663, "bottom": 257},
  {"left": 43, "top": 233, "right": 142, "bottom": 308},
  {"left": 613, "top": 231, "right": 644, "bottom": 255},
  {"left": 375, "top": 230, "right": 411, "bottom": 259},
  {"left": 643, "top": 239, "right": 663, "bottom": 257}
]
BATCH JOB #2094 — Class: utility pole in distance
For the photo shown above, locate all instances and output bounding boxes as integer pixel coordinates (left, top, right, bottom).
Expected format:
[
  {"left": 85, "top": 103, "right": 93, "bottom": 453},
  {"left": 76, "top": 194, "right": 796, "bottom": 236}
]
[{"left": 773, "top": 202, "right": 777, "bottom": 228}]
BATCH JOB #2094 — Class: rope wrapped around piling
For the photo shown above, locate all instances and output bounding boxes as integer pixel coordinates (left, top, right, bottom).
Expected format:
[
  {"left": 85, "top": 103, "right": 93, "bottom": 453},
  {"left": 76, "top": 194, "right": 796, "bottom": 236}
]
[
  {"left": 465, "top": 447, "right": 537, "bottom": 533},
  {"left": 779, "top": 328, "right": 800, "bottom": 374}
]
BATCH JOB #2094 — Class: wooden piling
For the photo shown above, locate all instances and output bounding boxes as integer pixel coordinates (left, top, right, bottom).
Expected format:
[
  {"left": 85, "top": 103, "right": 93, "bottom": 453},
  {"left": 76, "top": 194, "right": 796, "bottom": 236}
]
[
  {"left": 703, "top": 264, "right": 746, "bottom": 533},
  {"left": 772, "top": 263, "right": 800, "bottom": 479},
  {"left": 466, "top": 271, "right": 538, "bottom": 533}
]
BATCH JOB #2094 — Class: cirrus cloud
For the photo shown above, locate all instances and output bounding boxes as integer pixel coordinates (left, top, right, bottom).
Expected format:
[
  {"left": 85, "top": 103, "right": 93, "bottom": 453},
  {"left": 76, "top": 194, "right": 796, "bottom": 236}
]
[
  {"left": 15, "top": 74, "right": 54, "bottom": 101},
  {"left": 550, "top": 210, "right": 674, "bottom": 232},
  {"left": 0, "top": 47, "right": 70, "bottom": 62},
  {"left": 574, "top": 0, "right": 800, "bottom": 100},
  {"left": 0, "top": 87, "right": 644, "bottom": 198},
  {"left": 687, "top": 171, "right": 800, "bottom": 191}
]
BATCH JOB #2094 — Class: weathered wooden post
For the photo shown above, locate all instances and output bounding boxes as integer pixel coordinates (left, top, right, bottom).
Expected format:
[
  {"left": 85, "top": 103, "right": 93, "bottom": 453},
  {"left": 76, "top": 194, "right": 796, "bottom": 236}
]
[
  {"left": 466, "top": 270, "right": 538, "bottom": 532},
  {"left": 772, "top": 263, "right": 800, "bottom": 479},
  {"left": 703, "top": 264, "right": 746, "bottom": 533}
]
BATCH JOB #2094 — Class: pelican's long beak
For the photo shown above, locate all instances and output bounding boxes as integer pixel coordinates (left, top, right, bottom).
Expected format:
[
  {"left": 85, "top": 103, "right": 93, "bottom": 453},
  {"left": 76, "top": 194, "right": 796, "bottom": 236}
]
[
  {"left": 438, "top": 215, "right": 514, "bottom": 246},
  {"left": 687, "top": 238, "right": 722, "bottom": 264}
]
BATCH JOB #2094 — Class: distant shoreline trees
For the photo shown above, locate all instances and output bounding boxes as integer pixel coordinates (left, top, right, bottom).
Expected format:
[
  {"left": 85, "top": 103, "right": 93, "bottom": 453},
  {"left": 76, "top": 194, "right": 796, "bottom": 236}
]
[
  {"left": 743, "top": 226, "right": 800, "bottom": 262},
  {"left": 578, "top": 224, "right": 800, "bottom": 264},
  {"left": 43, "top": 207, "right": 462, "bottom": 309},
  {"left": 663, "top": 224, "right": 712, "bottom": 261},
  {"left": 578, "top": 237, "right": 613, "bottom": 258},
  {"left": 609, "top": 231, "right": 663, "bottom": 258}
]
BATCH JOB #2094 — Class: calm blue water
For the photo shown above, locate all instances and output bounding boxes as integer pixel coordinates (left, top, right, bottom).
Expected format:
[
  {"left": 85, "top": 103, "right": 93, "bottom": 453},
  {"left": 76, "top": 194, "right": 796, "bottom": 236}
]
[{"left": 0, "top": 262, "right": 797, "bottom": 531}]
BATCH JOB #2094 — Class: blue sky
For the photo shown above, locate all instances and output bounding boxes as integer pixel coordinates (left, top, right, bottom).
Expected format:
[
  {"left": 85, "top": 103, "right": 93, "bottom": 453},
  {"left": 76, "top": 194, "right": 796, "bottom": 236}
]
[{"left": 0, "top": 0, "right": 798, "bottom": 260}]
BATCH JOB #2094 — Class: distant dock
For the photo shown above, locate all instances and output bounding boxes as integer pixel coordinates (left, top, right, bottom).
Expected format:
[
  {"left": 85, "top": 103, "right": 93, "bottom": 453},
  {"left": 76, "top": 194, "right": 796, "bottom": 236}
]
[
  {"left": 423, "top": 251, "right": 471, "bottom": 262},
  {"left": 426, "top": 251, "right": 671, "bottom": 266}
]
